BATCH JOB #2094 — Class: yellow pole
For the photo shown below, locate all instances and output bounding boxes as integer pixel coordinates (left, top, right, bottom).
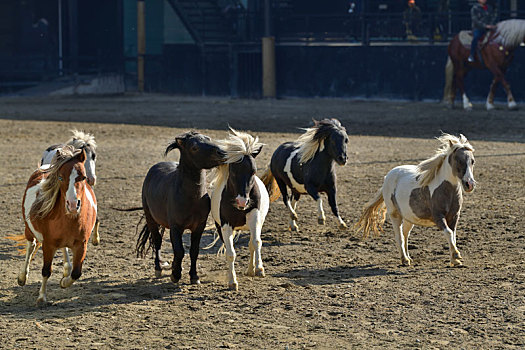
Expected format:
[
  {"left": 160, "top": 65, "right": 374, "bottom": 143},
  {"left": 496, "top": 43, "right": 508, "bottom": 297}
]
[
  {"left": 262, "top": 36, "right": 276, "bottom": 98},
  {"left": 137, "top": 0, "right": 145, "bottom": 92}
]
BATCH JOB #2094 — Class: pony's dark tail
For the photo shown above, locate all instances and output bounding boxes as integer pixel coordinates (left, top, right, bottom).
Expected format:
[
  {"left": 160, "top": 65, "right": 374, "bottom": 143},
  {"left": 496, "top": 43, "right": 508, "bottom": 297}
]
[
  {"left": 136, "top": 224, "right": 152, "bottom": 258},
  {"left": 112, "top": 206, "right": 143, "bottom": 212},
  {"left": 443, "top": 55, "right": 455, "bottom": 106},
  {"left": 260, "top": 166, "right": 281, "bottom": 202}
]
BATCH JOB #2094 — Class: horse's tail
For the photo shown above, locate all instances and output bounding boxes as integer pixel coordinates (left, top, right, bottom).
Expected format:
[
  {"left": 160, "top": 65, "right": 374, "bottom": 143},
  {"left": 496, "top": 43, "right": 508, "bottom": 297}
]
[
  {"left": 354, "top": 187, "right": 387, "bottom": 239},
  {"left": 5, "top": 234, "right": 41, "bottom": 256},
  {"left": 443, "top": 55, "right": 455, "bottom": 105},
  {"left": 260, "top": 166, "right": 281, "bottom": 202}
]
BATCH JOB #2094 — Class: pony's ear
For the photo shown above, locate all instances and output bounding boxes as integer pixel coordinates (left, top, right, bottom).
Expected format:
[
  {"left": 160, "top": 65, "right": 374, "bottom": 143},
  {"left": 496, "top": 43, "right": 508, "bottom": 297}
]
[
  {"left": 251, "top": 145, "right": 263, "bottom": 158},
  {"left": 459, "top": 134, "right": 468, "bottom": 144},
  {"left": 77, "top": 149, "right": 87, "bottom": 163}
]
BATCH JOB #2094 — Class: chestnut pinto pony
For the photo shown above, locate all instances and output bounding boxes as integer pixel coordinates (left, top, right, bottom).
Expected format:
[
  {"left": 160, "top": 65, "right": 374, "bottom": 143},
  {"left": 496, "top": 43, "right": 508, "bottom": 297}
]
[
  {"left": 355, "top": 134, "right": 476, "bottom": 267},
  {"left": 41, "top": 130, "right": 101, "bottom": 246},
  {"left": 444, "top": 19, "right": 525, "bottom": 110},
  {"left": 16, "top": 146, "right": 97, "bottom": 305}
]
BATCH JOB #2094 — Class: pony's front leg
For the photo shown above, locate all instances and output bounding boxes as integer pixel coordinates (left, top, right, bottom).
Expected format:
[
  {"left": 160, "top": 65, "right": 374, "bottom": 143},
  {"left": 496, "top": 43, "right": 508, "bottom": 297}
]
[
  {"left": 169, "top": 226, "right": 184, "bottom": 284},
  {"left": 402, "top": 221, "right": 414, "bottom": 264},
  {"left": 60, "top": 242, "right": 87, "bottom": 288},
  {"left": 17, "top": 237, "right": 37, "bottom": 286},
  {"left": 91, "top": 218, "right": 100, "bottom": 246},
  {"left": 327, "top": 188, "right": 347, "bottom": 229},
  {"left": 38, "top": 244, "right": 57, "bottom": 305},
  {"left": 289, "top": 193, "right": 300, "bottom": 231},
  {"left": 437, "top": 217, "right": 462, "bottom": 267},
  {"left": 486, "top": 79, "right": 498, "bottom": 110},
  {"left": 189, "top": 223, "right": 205, "bottom": 285},
  {"left": 389, "top": 213, "right": 411, "bottom": 266},
  {"left": 221, "top": 224, "right": 238, "bottom": 291},
  {"left": 62, "top": 248, "right": 72, "bottom": 278},
  {"left": 305, "top": 184, "right": 325, "bottom": 225},
  {"left": 246, "top": 210, "right": 265, "bottom": 278}
]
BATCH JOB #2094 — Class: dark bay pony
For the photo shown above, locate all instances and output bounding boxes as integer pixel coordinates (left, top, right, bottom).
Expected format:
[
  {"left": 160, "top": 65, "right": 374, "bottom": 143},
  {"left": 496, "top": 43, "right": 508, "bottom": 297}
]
[
  {"left": 262, "top": 118, "right": 348, "bottom": 231},
  {"left": 355, "top": 134, "right": 476, "bottom": 267},
  {"left": 15, "top": 146, "right": 97, "bottom": 305},
  {"left": 210, "top": 128, "right": 268, "bottom": 291},
  {"left": 444, "top": 19, "right": 525, "bottom": 110},
  {"left": 136, "top": 131, "right": 226, "bottom": 284},
  {"left": 41, "top": 130, "right": 101, "bottom": 246}
]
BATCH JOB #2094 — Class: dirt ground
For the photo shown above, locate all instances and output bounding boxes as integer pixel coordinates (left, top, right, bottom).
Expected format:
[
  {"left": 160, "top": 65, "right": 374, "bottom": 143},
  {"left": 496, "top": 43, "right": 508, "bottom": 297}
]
[{"left": 0, "top": 95, "right": 523, "bottom": 349}]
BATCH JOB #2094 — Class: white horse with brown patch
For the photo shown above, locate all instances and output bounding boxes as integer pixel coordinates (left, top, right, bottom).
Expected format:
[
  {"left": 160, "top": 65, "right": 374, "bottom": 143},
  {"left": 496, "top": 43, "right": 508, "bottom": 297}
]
[{"left": 356, "top": 134, "right": 476, "bottom": 267}]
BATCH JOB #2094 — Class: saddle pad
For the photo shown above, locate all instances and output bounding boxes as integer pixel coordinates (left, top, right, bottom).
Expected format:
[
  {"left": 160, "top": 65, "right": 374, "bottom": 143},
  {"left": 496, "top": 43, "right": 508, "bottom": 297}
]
[{"left": 458, "top": 30, "right": 490, "bottom": 48}]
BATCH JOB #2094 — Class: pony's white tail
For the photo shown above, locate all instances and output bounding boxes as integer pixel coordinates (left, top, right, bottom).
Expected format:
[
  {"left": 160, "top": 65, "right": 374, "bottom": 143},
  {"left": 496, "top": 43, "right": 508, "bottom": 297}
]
[
  {"left": 260, "top": 166, "right": 281, "bottom": 202},
  {"left": 354, "top": 188, "right": 387, "bottom": 239},
  {"left": 443, "top": 56, "right": 455, "bottom": 104}
]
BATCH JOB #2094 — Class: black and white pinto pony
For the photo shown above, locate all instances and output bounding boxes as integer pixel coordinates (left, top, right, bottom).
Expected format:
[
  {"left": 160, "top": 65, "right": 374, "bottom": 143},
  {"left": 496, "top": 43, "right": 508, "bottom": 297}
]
[
  {"left": 41, "top": 130, "right": 101, "bottom": 246},
  {"left": 356, "top": 134, "right": 476, "bottom": 267},
  {"left": 262, "top": 118, "right": 348, "bottom": 231},
  {"left": 210, "top": 128, "right": 268, "bottom": 291},
  {"left": 136, "top": 131, "right": 226, "bottom": 284}
]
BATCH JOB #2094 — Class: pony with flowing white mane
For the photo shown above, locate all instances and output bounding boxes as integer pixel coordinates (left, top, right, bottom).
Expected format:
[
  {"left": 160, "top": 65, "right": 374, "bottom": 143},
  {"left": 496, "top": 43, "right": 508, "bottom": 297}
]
[
  {"left": 356, "top": 134, "right": 476, "bottom": 267},
  {"left": 444, "top": 19, "right": 525, "bottom": 110},
  {"left": 262, "top": 118, "right": 348, "bottom": 231},
  {"left": 12, "top": 146, "right": 97, "bottom": 304},
  {"left": 41, "top": 130, "right": 100, "bottom": 246},
  {"left": 210, "top": 128, "right": 268, "bottom": 291}
]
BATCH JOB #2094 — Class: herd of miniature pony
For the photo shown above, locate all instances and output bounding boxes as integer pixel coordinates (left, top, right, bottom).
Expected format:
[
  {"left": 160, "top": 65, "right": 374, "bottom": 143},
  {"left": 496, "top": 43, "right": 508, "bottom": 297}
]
[{"left": 9, "top": 121, "right": 478, "bottom": 304}]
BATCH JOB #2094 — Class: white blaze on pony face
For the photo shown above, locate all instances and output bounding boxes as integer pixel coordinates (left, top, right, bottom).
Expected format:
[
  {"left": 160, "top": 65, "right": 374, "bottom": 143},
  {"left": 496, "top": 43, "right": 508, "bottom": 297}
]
[
  {"left": 65, "top": 168, "right": 81, "bottom": 213},
  {"left": 284, "top": 149, "right": 307, "bottom": 194}
]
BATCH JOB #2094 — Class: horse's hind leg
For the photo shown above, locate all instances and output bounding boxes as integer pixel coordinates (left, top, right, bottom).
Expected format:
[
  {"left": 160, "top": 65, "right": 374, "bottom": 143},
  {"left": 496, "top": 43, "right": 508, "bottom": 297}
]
[
  {"left": 389, "top": 213, "right": 411, "bottom": 266},
  {"left": 143, "top": 209, "right": 163, "bottom": 278},
  {"left": 275, "top": 178, "right": 298, "bottom": 231},
  {"left": 62, "top": 248, "right": 72, "bottom": 278},
  {"left": 91, "top": 218, "right": 100, "bottom": 246},
  {"left": 60, "top": 242, "right": 88, "bottom": 289},
  {"left": 486, "top": 79, "right": 498, "bottom": 110},
  {"left": 17, "top": 235, "right": 37, "bottom": 286},
  {"left": 37, "top": 243, "right": 57, "bottom": 305},
  {"left": 290, "top": 192, "right": 300, "bottom": 231}
]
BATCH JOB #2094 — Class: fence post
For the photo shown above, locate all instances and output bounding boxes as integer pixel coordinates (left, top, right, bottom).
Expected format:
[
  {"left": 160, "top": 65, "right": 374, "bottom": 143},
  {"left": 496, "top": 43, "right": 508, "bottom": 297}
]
[
  {"left": 262, "top": 0, "right": 276, "bottom": 98},
  {"left": 137, "top": 0, "right": 146, "bottom": 92}
]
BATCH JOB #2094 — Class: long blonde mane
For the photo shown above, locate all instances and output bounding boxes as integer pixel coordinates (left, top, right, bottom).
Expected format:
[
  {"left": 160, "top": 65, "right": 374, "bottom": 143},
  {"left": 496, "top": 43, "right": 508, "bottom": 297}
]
[
  {"left": 30, "top": 146, "right": 82, "bottom": 219},
  {"left": 67, "top": 129, "right": 97, "bottom": 154},
  {"left": 296, "top": 118, "right": 345, "bottom": 164},
  {"left": 210, "top": 128, "right": 263, "bottom": 188},
  {"left": 495, "top": 19, "right": 525, "bottom": 49},
  {"left": 417, "top": 134, "right": 474, "bottom": 187}
]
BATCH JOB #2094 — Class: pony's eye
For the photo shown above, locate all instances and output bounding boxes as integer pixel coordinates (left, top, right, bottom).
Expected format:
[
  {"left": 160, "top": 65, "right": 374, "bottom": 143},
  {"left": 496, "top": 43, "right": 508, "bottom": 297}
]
[
  {"left": 79, "top": 176, "right": 87, "bottom": 182},
  {"left": 344, "top": 138, "right": 349, "bottom": 144},
  {"left": 92, "top": 154, "right": 96, "bottom": 161}
]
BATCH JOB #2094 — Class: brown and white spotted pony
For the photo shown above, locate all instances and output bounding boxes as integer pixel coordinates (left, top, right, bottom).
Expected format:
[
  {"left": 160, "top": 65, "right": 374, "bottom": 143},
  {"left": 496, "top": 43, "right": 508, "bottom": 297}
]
[
  {"left": 356, "top": 134, "right": 476, "bottom": 267},
  {"left": 41, "top": 130, "right": 100, "bottom": 246},
  {"left": 16, "top": 146, "right": 97, "bottom": 305},
  {"left": 210, "top": 128, "right": 268, "bottom": 291}
]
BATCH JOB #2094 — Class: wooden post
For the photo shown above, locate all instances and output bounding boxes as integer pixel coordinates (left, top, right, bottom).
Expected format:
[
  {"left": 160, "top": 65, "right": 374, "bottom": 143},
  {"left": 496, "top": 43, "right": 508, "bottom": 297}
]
[
  {"left": 137, "top": 0, "right": 146, "bottom": 92},
  {"left": 262, "top": 36, "right": 276, "bottom": 98}
]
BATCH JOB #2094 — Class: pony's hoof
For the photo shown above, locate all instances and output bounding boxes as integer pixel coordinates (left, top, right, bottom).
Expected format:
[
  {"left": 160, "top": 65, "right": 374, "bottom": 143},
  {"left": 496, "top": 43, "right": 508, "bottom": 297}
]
[
  {"left": 154, "top": 269, "right": 162, "bottom": 278},
  {"left": 400, "top": 257, "right": 412, "bottom": 266},
  {"left": 190, "top": 278, "right": 201, "bottom": 285},
  {"left": 92, "top": 239, "right": 99, "bottom": 246},
  {"left": 450, "top": 259, "right": 463, "bottom": 267},
  {"left": 60, "top": 276, "right": 74, "bottom": 289},
  {"left": 486, "top": 103, "right": 496, "bottom": 111},
  {"left": 289, "top": 223, "right": 299, "bottom": 232},
  {"left": 318, "top": 218, "right": 325, "bottom": 225},
  {"left": 36, "top": 295, "right": 49, "bottom": 306},
  {"left": 255, "top": 267, "right": 265, "bottom": 277},
  {"left": 245, "top": 268, "right": 255, "bottom": 277},
  {"left": 228, "top": 282, "right": 238, "bottom": 291},
  {"left": 170, "top": 274, "right": 180, "bottom": 284},
  {"left": 339, "top": 222, "right": 348, "bottom": 230},
  {"left": 17, "top": 275, "right": 27, "bottom": 286}
]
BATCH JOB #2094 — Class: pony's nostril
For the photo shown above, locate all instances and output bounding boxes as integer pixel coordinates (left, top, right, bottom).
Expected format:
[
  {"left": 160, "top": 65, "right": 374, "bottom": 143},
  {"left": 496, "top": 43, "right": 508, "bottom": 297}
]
[{"left": 77, "top": 200, "right": 81, "bottom": 209}]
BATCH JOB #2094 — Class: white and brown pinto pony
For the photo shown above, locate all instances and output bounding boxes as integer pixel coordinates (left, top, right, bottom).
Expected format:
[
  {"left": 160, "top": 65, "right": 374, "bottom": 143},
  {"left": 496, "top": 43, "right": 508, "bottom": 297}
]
[
  {"left": 356, "top": 134, "right": 476, "bottom": 267},
  {"left": 210, "top": 129, "right": 268, "bottom": 291},
  {"left": 17, "top": 146, "right": 97, "bottom": 305},
  {"left": 41, "top": 130, "right": 100, "bottom": 246}
]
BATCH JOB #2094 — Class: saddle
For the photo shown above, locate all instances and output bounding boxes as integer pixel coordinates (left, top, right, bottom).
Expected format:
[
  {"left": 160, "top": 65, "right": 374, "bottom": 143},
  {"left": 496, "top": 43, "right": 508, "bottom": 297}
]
[{"left": 458, "top": 30, "right": 491, "bottom": 48}]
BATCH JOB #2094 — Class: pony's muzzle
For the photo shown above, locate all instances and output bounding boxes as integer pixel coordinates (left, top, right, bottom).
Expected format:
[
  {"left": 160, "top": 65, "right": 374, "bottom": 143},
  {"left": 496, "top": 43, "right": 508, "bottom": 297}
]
[
  {"left": 463, "top": 179, "right": 476, "bottom": 192},
  {"left": 67, "top": 199, "right": 81, "bottom": 213},
  {"left": 87, "top": 176, "right": 96, "bottom": 186},
  {"left": 235, "top": 196, "right": 249, "bottom": 210},
  {"left": 336, "top": 155, "right": 347, "bottom": 166}
]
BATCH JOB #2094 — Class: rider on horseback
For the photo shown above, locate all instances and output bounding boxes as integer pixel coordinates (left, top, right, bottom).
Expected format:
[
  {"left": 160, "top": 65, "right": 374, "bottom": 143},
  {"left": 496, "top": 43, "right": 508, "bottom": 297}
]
[{"left": 468, "top": 0, "right": 497, "bottom": 63}]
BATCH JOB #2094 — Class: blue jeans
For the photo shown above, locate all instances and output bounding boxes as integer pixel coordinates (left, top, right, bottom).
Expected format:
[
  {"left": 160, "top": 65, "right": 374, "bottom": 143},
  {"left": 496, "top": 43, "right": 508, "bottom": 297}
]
[{"left": 470, "top": 28, "right": 486, "bottom": 57}]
